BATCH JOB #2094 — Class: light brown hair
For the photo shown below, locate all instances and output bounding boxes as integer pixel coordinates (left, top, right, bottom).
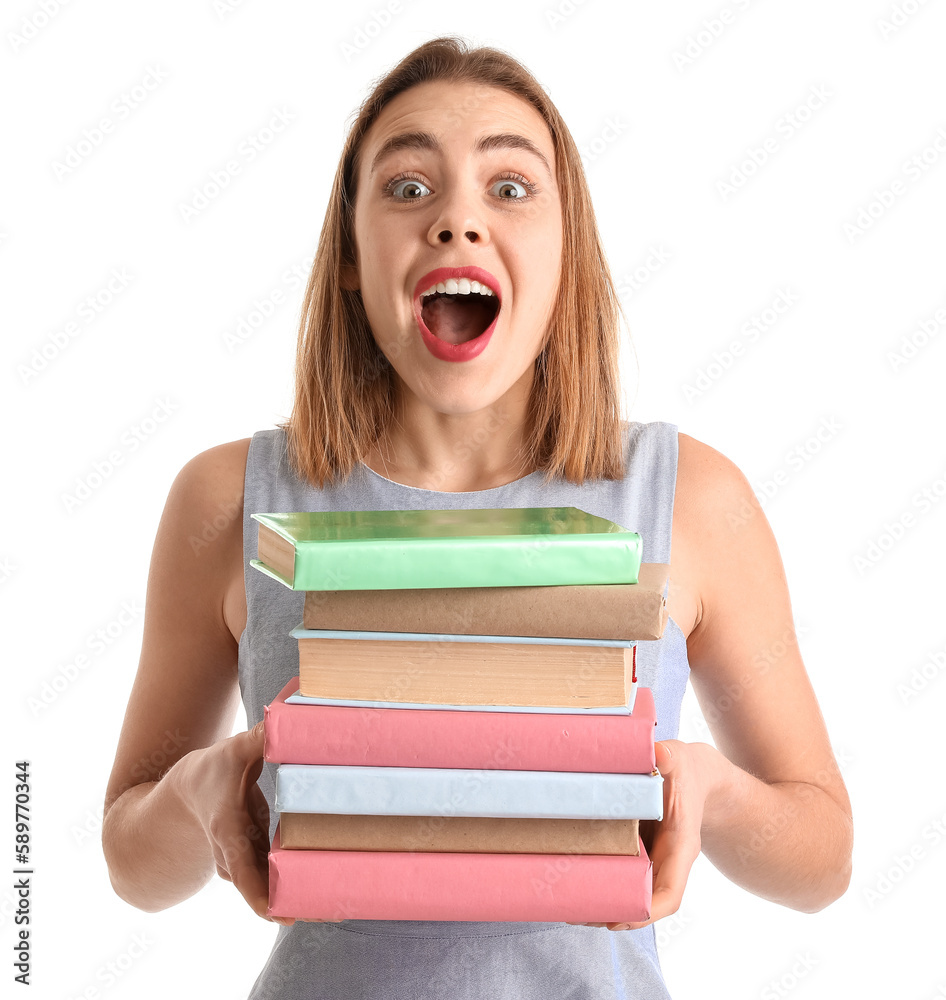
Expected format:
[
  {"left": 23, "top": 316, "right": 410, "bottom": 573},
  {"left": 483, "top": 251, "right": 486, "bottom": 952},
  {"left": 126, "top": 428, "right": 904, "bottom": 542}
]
[{"left": 280, "top": 35, "right": 629, "bottom": 486}]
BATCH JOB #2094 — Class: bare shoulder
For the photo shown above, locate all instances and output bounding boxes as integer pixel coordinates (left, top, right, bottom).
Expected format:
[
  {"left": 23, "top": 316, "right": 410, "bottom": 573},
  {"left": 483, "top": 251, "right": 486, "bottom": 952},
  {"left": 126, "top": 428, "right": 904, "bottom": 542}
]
[
  {"left": 674, "top": 431, "right": 753, "bottom": 510},
  {"left": 170, "top": 437, "right": 251, "bottom": 516},
  {"left": 673, "top": 429, "right": 794, "bottom": 674},
  {"left": 168, "top": 438, "right": 252, "bottom": 642},
  {"left": 668, "top": 432, "right": 755, "bottom": 639}
]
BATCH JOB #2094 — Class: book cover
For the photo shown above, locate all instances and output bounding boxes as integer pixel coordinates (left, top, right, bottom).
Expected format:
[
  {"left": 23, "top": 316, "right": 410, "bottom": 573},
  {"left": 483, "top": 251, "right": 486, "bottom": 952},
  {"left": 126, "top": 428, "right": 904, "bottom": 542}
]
[
  {"left": 291, "top": 627, "right": 636, "bottom": 709},
  {"left": 267, "top": 824, "right": 653, "bottom": 922},
  {"left": 265, "top": 677, "right": 656, "bottom": 771},
  {"left": 275, "top": 763, "right": 664, "bottom": 821},
  {"left": 278, "top": 813, "right": 641, "bottom": 855},
  {"left": 250, "top": 507, "right": 642, "bottom": 591},
  {"left": 302, "top": 562, "right": 670, "bottom": 640}
]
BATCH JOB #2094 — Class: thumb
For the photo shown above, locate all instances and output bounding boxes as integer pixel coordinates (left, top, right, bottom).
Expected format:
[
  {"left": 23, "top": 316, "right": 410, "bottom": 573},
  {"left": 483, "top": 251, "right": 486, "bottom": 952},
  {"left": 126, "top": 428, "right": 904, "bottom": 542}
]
[
  {"left": 248, "top": 719, "right": 265, "bottom": 749},
  {"left": 654, "top": 739, "right": 679, "bottom": 773},
  {"left": 238, "top": 720, "right": 266, "bottom": 761}
]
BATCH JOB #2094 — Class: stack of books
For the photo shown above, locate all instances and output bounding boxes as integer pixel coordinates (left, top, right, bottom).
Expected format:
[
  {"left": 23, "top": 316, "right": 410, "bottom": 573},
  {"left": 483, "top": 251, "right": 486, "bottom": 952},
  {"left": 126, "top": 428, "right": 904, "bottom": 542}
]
[{"left": 252, "top": 507, "right": 668, "bottom": 923}]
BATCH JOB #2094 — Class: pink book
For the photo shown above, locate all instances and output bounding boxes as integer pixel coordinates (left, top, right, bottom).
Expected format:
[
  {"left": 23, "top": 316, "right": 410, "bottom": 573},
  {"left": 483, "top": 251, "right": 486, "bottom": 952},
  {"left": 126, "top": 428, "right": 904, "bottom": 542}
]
[
  {"left": 267, "top": 824, "right": 652, "bottom": 923},
  {"left": 264, "top": 677, "right": 657, "bottom": 774}
]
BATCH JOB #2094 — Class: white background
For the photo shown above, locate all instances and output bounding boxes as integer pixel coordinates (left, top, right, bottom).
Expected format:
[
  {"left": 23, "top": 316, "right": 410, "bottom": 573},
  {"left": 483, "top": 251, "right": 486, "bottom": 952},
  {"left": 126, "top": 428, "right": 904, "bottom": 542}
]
[{"left": 3, "top": 1, "right": 946, "bottom": 998}]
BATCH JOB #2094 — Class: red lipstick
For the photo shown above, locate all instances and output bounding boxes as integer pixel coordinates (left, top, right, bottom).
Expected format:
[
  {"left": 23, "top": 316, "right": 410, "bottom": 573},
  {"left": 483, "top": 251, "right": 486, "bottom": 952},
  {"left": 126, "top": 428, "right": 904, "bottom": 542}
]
[{"left": 413, "top": 266, "right": 502, "bottom": 363}]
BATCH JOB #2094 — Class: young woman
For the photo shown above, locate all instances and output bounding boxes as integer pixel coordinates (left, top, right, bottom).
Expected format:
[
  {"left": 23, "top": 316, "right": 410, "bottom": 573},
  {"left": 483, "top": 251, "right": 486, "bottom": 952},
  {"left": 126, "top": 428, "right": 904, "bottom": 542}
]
[{"left": 103, "top": 36, "right": 853, "bottom": 999}]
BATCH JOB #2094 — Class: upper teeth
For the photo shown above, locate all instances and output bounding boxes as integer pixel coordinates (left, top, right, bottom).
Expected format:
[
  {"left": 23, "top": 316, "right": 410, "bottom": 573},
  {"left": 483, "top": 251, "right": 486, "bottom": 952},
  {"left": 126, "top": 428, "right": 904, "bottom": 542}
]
[{"left": 420, "top": 277, "right": 495, "bottom": 298}]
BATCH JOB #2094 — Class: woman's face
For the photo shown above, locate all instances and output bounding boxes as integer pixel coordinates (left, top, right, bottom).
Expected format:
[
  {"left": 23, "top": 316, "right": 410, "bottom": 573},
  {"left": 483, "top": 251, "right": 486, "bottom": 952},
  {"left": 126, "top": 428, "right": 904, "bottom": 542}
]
[{"left": 349, "top": 79, "right": 563, "bottom": 417}]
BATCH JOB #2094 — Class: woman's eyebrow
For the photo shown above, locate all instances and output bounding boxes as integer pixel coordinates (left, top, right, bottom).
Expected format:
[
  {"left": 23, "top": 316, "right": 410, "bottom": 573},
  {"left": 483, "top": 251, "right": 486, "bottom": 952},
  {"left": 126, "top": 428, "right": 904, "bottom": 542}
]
[{"left": 369, "top": 130, "right": 552, "bottom": 178}]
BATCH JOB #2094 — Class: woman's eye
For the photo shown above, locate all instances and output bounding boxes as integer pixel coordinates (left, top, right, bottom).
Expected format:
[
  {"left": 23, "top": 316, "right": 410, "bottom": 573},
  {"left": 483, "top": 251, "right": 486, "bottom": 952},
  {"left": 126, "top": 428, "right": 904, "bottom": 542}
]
[
  {"left": 389, "top": 178, "right": 431, "bottom": 200},
  {"left": 491, "top": 178, "right": 530, "bottom": 199}
]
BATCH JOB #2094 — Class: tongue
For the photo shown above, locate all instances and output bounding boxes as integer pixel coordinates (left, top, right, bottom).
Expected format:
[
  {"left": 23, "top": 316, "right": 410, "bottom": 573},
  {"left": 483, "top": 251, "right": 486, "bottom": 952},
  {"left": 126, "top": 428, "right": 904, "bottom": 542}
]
[{"left": 422, "top": 294, "right": 493, "bottom": 345}]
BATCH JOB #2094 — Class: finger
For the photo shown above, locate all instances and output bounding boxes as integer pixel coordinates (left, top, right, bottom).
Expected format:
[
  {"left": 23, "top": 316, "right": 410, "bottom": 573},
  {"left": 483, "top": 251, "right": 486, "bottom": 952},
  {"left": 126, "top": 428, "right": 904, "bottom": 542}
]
[
  {"left": 653, "top": 740, "right": 682, "bottom": 775},
  {"left": 214, "top": 815, "right": 271, "bottom": 919},
  {"left": 617, "top": 826, "right": 700, "bottom": 930},
  {"left": 247, "top": 782, "right": 272, "bottom": 869}
]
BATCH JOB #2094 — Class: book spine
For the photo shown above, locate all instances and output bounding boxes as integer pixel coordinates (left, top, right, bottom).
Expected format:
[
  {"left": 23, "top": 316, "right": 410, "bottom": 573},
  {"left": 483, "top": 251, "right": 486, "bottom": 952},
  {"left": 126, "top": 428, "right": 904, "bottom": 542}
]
[
  {"left": 277, "top": 812, "right": 641, "bottom": 855},
  {"left": 296, "top": 635, "right": 633, "bottom": 709},
  {"left": 264, "top": 687, "right": 656, "bottom": 773},
  {"left": 268, "top": 826, "right": 652, "bottom": 923},
  {"left": 274, "top": 764, "right": 664, "bottom": 820},
  {"left": 303, "top": 584, "right": 665, "bottom": 641},
  {"left": 291, "top": 534, "right": 641, "bottom": 591}
]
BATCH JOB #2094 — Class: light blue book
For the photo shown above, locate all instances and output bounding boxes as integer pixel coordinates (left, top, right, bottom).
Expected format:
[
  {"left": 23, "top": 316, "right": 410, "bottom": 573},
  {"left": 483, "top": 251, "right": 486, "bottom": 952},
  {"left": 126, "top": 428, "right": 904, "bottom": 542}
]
[{"left": 275, "top": 764, "right": 664, "bottom": 821}]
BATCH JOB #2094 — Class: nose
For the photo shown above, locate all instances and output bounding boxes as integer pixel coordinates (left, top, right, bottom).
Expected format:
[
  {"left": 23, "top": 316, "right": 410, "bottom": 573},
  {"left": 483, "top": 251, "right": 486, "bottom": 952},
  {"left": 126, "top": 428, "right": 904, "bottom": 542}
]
[{"left": 427, "top": 183, "right": 489, "bottom": 246}]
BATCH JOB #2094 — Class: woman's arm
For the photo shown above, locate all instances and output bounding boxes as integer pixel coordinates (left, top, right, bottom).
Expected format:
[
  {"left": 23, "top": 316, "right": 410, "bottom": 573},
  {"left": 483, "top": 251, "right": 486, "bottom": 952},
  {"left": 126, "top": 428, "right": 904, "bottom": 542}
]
[
  {"left": 101, "top": 439, "right": 277, "bottom": 919},
  {"left": 625, "top": 432, "right": 853, "bottom": 927}
]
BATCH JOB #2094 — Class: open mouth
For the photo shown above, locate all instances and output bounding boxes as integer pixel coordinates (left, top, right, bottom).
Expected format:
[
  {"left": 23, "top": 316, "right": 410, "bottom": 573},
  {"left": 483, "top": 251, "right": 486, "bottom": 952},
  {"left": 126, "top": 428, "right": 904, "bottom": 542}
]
[{"left": 420, "top": 290, "right": 500, "bottom": 345}]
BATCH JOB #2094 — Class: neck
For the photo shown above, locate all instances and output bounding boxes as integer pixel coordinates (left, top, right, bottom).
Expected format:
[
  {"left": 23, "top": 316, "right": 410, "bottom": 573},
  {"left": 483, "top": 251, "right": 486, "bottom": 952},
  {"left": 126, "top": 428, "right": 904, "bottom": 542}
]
[{"left": 364, "top": 385, "right": 536, "bottom": 493}]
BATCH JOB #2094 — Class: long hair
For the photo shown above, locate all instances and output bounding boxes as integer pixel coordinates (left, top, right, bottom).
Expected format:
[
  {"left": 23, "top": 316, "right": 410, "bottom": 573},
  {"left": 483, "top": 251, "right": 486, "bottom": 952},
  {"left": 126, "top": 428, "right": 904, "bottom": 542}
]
[{"left": 280, "top": 35, "right": 629, "bottom": 487}]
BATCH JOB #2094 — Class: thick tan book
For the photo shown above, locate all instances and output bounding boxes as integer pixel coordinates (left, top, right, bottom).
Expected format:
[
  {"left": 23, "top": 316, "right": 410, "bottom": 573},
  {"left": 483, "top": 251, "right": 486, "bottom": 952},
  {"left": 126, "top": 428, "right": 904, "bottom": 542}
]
[
  {"left": 303, "top": 562, "right": 669, "bottom": 641},
  {"left": 279, "top": 813, "right": 640, "bottom": 855},
  {"left": 291, "top": 629, "right": 636, "bottom": 709}
]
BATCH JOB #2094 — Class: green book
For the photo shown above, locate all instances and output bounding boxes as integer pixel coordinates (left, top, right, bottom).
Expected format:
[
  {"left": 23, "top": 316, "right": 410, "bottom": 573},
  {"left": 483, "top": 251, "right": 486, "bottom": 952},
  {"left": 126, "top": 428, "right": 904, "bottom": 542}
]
[{"left": 250, "top": 507, "right": 641, "bottom": 591}]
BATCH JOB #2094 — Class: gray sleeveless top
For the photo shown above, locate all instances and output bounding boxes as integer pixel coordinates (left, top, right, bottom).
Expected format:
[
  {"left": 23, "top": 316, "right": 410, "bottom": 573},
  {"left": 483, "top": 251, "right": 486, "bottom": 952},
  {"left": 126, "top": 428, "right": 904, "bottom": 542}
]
[{"left": 239, "top": 420, "right": 690, "bottom": 1000}]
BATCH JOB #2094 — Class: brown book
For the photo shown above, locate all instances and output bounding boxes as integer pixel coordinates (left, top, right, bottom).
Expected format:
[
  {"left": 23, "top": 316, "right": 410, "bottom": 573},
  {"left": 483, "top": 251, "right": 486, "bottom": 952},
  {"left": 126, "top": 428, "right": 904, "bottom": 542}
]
[
  {"left": 293, "top": 631, "right": 635, "bottom": 708},
  {"left": 303, "top": 563, "right": 669, "bottom": 641},
  {"left": 279, "top": 813, "right": 640, "bottom": 855}
]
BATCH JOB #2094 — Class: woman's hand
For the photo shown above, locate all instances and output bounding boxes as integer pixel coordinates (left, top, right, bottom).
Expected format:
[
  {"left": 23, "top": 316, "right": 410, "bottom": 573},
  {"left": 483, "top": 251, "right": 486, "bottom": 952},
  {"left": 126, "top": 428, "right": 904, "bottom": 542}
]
[
  {"left": 174, "top": 721, "right": 295, "bottom": 925},
  {"left": 571, "top": 739, "right": 721, "bottom": 931}
]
